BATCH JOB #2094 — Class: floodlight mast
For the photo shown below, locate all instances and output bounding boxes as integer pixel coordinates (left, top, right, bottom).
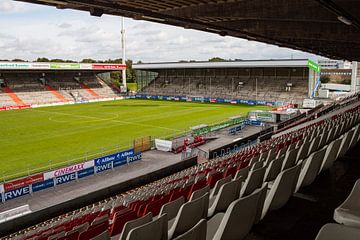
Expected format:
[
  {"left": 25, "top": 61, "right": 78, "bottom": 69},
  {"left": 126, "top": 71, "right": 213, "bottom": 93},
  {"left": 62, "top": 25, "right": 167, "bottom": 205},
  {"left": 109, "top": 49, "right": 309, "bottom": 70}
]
[{"left": 121, "top": 17, "right": 127, "bottom": 90}]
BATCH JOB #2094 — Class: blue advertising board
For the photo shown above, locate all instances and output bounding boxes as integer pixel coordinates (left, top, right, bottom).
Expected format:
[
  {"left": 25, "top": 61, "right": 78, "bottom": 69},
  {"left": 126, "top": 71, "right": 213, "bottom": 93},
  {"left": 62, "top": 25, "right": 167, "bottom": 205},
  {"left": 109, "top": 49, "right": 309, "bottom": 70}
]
[
  {"left": 32, "top": 179, "right": 55, "bottom": 193},
  {"left": 94, "top": 148, "right": 137, "bottom": 172},
  {"left": 4, "top": 186, "right": 31, "bottom": 201},
  {"left": 77, "top": 167, "right": 95, "bottom": 179},
  {"left": 56, "top": 172, "right": 77, "bottom": 185}
]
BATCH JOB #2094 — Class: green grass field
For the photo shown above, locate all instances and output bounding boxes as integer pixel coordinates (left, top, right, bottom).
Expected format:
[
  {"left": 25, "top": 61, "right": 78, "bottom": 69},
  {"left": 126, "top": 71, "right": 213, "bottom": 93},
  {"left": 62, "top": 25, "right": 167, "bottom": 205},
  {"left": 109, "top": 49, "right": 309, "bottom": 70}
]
[{"left": 0, "top": 99, "right": 270, "bottom": 180}]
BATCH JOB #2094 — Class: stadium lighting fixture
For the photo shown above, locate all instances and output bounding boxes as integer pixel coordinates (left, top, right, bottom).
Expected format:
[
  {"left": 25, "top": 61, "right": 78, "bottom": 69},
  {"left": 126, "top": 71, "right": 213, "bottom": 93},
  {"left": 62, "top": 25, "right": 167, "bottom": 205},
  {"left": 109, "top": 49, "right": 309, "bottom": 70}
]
[{"left": 337, "top": 16, "right": 352, "bottom": 25}]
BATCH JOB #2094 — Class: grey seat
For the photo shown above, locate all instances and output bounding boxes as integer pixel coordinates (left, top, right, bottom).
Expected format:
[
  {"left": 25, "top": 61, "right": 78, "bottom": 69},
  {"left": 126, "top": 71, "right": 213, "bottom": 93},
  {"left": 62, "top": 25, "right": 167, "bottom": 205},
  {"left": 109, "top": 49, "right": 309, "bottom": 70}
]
[
  {"left": 264, "top": 156, "right": 284, "bottom": 182},
  {"left": 319, "top": 139, "right": 342, "bottom": 172},
  {"left": 334, "top": 179, "right": 360, "bottom": 227},
  {"left": 349, "top": 125, "right": 360, "bottom": 149},
  {"left": 172, "top": 219, "right": 206, "bottom": 240},
  {"left": 308, "top": 135, "right": 322, "bottom": 156},
  {"left": 159, "top": 196, "right": 184, "bottom": 223},
  {"left": 233, "top": 166, "right": 250, "bottom": 181},
  {"left": 208, "top": 179, "right": 241, "bottom": 218},
  {"left": 206, "top": 188, "right": 262, "bottom": 240},
  {"left": 168, "top": 193, "right": 209, "bottom": 239},
  {"left": 190, "top": 185, "right": 210, "bottom": 201},
  {"left": 262, "top": 163, "right": 301, "bottom": 219},
  {"left": 210, "top": 176, "right": 232, "bottom": 198},
  {"left": 296, "top": 148, "right": 326, "bottom": 192},
  {"left": 297, "top": 140, "right": 311, "bottom": 161},
  {"left": 315, "top": 223, "right": 360, "bottom": 240},
  {"left": 254, "top": 183, "right": 268, "bottom": 224},
  {"left": 282, "top": 147, "right": 299, "bottom": 171},
  {"left": 91, "top": 230, "right": 110, "bottom": 240},
  {"left": 337, "top": 129, "right": 355, "bottom": 159},
  {"left": 240, "top": 167, "right": 266, "bottom": 197},
  {"left": 251, "top": 161, "right": 263, "bottom": 171},
  {"left": 119, "top": 213, "right": 153, "bottom": 240},
  {"left": 126, "top": 214, "right": 168, "bottom": 240},
  {"left": 319, "top": 131, "right": 329, "bottom": 149}
]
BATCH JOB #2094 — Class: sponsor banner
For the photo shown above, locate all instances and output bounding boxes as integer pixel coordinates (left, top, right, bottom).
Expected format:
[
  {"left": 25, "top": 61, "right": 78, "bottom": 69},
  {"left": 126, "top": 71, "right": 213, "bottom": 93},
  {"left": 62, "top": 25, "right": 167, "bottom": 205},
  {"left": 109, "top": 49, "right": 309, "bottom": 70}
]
[
  {"left": 94, "top": 149, "right": 134, "bottom": 166},
  {"left": 155, "top": 139, "right": 173, "bottom": 152},
  {"left": 44, "top": 161, "right": 94, "bottom": 180},
  {"left": 77, "top": 167, "right": 95, "bottom": 179},
  {"left": 30, "top": 63, "right": 50, "bottom": 69},
  {"left": 0, "top": 105, "right": 32, "bottom": 112},
  {"left": 80, "top": 63, "right": 92, "bottom": 69},
  {"left": 55, "top": 172, "right": 77, "bottom": 185},
  {"left": 91, "top": 64, "right": 126, "bottom": 70},
  {"left": 4, "top": 174, "right": 44, "bottom": 192},
  {"left": 0, "top": 62, "right": 30, "bottom": 69},
  {"left": 32, "top": 179, "right": 54, "bottom": 193},
  {"left": 4, "top": 186, "right": 31, "bottom": 201},
  {"left": 50, "top": 63, "right": 80, "bottom": 69},
  {"left": 127, "top": 152, "right": 142, "bottom": 164},
  {"left": 95, "top": 162, "right": 113, "bottom": 173},
  {"left": 230, "top": 100, "right": 237, "bottom": 104}
]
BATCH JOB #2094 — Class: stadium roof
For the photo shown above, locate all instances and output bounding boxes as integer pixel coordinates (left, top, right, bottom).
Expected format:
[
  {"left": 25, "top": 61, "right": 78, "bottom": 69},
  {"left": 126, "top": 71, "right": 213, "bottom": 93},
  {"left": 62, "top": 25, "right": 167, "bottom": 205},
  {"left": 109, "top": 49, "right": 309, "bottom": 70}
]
[
  {"left": 133, "top": 59, "right": 309, "bottom": 70},
  {"left": 16, "top": 0, "right": 360, "bottom": 61},
  {"left": 0, "top": 61, "right": 126, "bottom": 71}
]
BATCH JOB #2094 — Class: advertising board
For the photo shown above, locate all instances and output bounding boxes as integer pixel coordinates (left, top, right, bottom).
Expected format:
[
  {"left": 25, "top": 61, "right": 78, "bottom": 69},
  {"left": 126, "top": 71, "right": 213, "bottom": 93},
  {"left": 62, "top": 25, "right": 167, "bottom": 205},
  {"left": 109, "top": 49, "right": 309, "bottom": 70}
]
[
  {"left": 44, "top": 161, "right": 94, "bottom": 180},
  {"left": 4, "top": 174, "right": 44, "bottom": 192}
]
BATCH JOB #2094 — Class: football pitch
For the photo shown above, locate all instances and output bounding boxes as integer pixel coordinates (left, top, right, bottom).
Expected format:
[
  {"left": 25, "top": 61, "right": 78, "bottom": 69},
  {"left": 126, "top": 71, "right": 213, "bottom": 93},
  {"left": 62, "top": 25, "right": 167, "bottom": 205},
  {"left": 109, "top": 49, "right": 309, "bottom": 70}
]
[{"left": 0, "top": 99, "right": 271, "bottom": 180}]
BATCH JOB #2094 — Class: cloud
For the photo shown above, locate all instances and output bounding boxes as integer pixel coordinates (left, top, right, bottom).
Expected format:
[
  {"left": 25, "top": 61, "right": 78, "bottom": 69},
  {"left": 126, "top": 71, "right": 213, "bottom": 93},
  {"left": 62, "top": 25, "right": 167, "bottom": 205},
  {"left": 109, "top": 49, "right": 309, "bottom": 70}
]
[
  {"left": 0, "top": 1, "right": 324, "bottom": 62},
  {"left": 58, "top": 23, "right": 72, "bottom": 29}
]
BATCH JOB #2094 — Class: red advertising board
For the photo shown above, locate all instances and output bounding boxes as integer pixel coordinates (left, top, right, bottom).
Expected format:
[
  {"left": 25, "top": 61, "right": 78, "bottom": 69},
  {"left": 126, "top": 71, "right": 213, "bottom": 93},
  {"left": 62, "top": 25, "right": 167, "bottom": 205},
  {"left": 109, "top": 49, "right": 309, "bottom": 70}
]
[
  {"left": 0, "top": 105, "right": 31, "bottom": 112},
  {"left": 4, "top": 173, "right": 44, "bottom": 192},
  {"left": 91, "top": 64, "right": 126, "bottom": 70}
]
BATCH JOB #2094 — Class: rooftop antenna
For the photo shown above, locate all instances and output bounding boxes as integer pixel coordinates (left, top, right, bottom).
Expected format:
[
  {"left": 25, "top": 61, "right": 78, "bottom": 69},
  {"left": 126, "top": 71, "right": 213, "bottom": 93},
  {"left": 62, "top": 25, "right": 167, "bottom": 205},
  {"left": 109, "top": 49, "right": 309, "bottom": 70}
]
[{"left": 121, "top": 17, "right": 127, "bottom": 91}]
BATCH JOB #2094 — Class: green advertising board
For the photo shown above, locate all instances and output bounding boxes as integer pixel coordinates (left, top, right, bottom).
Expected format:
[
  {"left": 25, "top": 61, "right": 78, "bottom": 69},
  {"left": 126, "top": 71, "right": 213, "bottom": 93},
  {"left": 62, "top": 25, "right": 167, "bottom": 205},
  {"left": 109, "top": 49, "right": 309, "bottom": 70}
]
[
  {"left": 308, "top": 60, "right": 321, "bottom": 73},
  {"left": 50, "top": 63, "right": 80, "bottom": 69}
]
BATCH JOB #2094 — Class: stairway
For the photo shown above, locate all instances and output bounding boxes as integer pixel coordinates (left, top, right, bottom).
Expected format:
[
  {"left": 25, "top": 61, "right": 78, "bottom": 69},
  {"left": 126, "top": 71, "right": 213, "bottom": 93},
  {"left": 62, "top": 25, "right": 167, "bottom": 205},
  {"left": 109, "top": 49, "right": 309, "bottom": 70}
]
[
  {"left": 45, "top": 85, "right": 68, "bottom": 102},
  {"left": 2, "top": 87, "right": 26, "bottom": 105}
]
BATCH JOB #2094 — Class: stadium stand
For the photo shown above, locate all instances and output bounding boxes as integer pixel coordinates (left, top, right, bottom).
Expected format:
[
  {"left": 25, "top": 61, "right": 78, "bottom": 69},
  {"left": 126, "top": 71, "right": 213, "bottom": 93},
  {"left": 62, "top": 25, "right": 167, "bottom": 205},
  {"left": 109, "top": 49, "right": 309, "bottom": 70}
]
[
  {"left": 3, "top": 92, "right": 359, "bottom": 240},
  {"left": 0, "top": 72, "right": 120, "bottom": 106},
  {"left": 138, "top": 67, "right": 308, "bottom": 105}
]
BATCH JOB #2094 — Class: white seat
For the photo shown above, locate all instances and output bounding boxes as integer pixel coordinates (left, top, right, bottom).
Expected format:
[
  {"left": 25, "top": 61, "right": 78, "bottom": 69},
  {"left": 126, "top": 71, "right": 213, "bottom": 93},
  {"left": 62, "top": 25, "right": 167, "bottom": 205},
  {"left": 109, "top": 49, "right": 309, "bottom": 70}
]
[
  {"left": 264, "top": 156, "right": 284, "bottom": 182},
  {"left": 315, "top": 223, "right": 360, "bottom": 240},
  {"left": 119, "top": 213, "right": 152, "bottom": 240},
  {"left": 126, "top": 214, "right": 168, "bottom": 240},
  {"left": 172, "top": 219, "right": 206, "bottom": 240},
  {"left": 337, "top": 129, "right": 355, "bottom": 159},
  {"left": 206, "top": 188, "right": 262, "bottom": 240},
  {"left": 168, "top": 193, "right": 209, "bottom": 239},
  {"left": 262, "top": 163, "right": 301, "bottom": 219},
  {"left": 240, "top": 167, "right": 266, "bottom": 197},
  {"left": 334, "top": 179, "right": 360, "bottom": 227},
  {"left": 282, "top": 148, "right": 300, "bottom": 170},
  {"left": 319, "top": 139, "right": 342, "bottom": 173},
  {"left": 208, "top": 178, "right": 242, "bottom": 218},
  {"left": 159, "top": 197, "right": 184, "bottom": 223},
  {"left": 210, "top": 176, "right": 232, "bottom": 199},
  {"left": 189, "top": 185, "right": 210, "bottom": 202},
  {"left": 296, "top": 148, "right": 326, "bottom": 192}
]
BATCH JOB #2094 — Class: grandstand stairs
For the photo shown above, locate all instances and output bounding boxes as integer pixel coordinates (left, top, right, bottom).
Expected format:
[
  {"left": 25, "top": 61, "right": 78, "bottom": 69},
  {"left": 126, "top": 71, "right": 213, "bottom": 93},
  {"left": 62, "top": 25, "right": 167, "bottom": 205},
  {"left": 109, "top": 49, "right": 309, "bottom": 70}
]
[
  {"left": 45, "top": 85, "right": 68, "bottom": 102},
  {"left": 79, "top": 83, "right": 100, "bottom": 98},
  {"left": 1, "top": 86, "right": 26, "bottom": 106}
]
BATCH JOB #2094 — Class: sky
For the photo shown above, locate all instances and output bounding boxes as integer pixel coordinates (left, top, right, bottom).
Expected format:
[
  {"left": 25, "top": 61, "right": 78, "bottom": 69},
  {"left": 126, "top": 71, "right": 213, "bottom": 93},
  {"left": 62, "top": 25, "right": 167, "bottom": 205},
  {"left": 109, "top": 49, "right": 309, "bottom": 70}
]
[{"left": 0, "top": 0, "right": 324, "bottom": 63}]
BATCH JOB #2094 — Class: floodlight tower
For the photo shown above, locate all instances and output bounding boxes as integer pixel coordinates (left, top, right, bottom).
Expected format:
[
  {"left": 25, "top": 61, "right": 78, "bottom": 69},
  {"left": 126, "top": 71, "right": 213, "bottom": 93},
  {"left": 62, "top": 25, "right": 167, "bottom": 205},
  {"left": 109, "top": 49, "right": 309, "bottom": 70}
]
[{"left": 121, "top": 17, "right": 127, "bottom": 90}]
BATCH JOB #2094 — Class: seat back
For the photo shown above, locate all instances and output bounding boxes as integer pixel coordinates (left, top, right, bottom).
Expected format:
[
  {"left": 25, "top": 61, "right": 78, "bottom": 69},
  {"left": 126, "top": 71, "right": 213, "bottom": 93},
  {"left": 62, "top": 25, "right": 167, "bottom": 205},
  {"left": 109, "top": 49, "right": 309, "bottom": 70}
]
[
  {"left": 168, "top": 193, "right": 209, "bottom": 239},
  {"left": 233, "top": 166, "right": 250, "bottom": 180},
  {"left": 254, "top": 183, "right": 268, "bottom": 224},
  {"left": 338, "top": 129, "right": 355, "bottom": 158},
  {"left": 126, "top": 214, "right": 167, "bottom": 240},
  {"left": 350, "top": 125, "right": 360, "bottom": 148},
  {"left": 90, "top": 230, "right": 110, "bottom": 240},
  {"left": 212, "top": 188, "right": 262, "bottom": 240},
  {"left": 109, "top": 210, "right": 138, "bottom": 237},
  {"left": 282, "top": 147, "right": 299, "bottom": 171},
  {"left": 158, "top": 196, "right": 184, "bottom": 222},
  {"left": 240, "top": 167, "right": 266, "bottom": 197},
  {"left": 208, "top": 179, "right": 240, "bottom": 217},
  {"left": 264, "top": 156, "right": 284, "bottom": 182},
  {"left": 308, "top": 135, "right": 322, "bottom": 156},
  {"left": 119, "top": 213, "right": 152, "bottom": 240},
  {"left": 320, "top": 139, "right": 342, "bottom": 172},
  {"left": 210, "top": 175, "right": 231, "bottom": 198},
  {"left": 296, "top": 148, "right": 326, "bottom": 191},
  {"left": 189, "top": 185, "right": 210, "bottom": 201},
  {"left": 297, "top": 140, "right": 311, "bottom": 161},
  {"left": 262, "top": 164, "right": 301, "bottom": 218},
  {"left": 172, "top": 219, "right": 206, "bottom": 240}
]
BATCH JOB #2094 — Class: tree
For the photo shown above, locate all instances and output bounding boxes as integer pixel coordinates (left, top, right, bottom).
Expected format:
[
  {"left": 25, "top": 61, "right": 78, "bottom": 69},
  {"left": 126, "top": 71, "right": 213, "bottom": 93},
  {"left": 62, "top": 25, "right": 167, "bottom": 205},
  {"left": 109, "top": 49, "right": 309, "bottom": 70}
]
[
  {"left": 35, "top": 57, "right": 50, "bottom": 62},
  {"left": 12, "top": 58, "right": 26, "bottom": 62},
  {"left": 81, "top": 58, "right": 97, "bottom": 63},
  {"left": 209, "top": 57, "right": 225, "bottom": 62}
]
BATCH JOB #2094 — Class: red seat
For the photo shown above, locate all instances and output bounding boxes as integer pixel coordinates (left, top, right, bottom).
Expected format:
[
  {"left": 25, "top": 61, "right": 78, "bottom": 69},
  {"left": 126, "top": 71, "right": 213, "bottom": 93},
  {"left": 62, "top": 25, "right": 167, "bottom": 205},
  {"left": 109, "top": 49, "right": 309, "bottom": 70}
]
[
  {"left": 207, "top": 172, "right": 223, "bottom": 188},
  {"left": 223, "top": 166, "right": 237, "bottom": 178},
  {"left": 79, "top": 222, "right": 108, "bottom": 240},
  {"left": 58, "top": 231, "right": 80, "bottom": 240},
  {"left": 187, "top": 180, "right": 207, "bottom": 200},
  {"left": 109, "top": 210, "right": 137, "bottom": 237}
]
